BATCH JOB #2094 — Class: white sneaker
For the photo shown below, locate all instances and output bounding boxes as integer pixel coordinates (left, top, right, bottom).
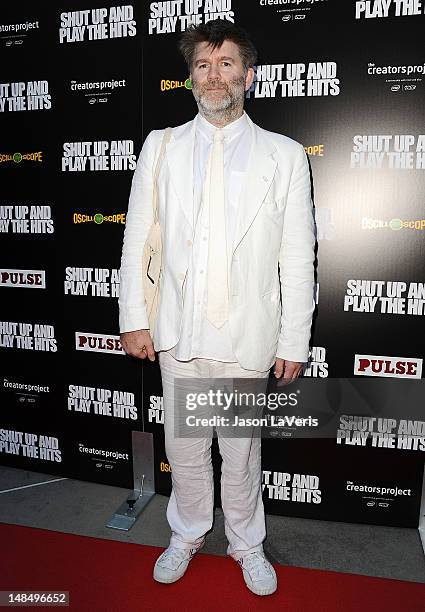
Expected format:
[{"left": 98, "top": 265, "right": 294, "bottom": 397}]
[
  {"left": 153, "top": 541, "right": 204, "bottom": 584},
  {"left": 235, "top": 551, "right": 277, "bottom": 596}
]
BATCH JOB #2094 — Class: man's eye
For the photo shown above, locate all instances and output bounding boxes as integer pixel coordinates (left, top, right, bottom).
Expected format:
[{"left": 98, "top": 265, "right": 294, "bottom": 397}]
[{"left": 222, "top": 62, "right": 231, "bottom": 67}]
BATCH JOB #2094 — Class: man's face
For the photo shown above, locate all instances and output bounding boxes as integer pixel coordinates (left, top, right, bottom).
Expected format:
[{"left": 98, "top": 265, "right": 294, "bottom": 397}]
[{"left": 190, "top": 39, "right": 254, "bottom": 115}]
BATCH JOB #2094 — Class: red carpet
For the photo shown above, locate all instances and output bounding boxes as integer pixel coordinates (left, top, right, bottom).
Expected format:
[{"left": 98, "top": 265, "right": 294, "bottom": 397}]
[{"left": 1, "top": 522, "right": 424, "bottom": 611}]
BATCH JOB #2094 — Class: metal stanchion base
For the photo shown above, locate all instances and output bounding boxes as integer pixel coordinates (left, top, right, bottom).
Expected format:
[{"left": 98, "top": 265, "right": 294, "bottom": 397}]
[
  {"left": 106, "top": 431, "right": 155, "bottom": 531},
  {"left": 419, "top": 528, "right": 425, "bottom": 554}
]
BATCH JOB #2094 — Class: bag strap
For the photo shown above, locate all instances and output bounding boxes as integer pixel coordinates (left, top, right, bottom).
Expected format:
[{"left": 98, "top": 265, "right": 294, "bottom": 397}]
[{"left": 152, "top": 127, "right": 172, "bottom": 224}]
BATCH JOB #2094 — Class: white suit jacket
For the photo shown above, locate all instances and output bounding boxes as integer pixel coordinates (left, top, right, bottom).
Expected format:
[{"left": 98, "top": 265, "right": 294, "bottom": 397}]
[{"left": 118, "top": 112, "right": 316, "bottom": 372}]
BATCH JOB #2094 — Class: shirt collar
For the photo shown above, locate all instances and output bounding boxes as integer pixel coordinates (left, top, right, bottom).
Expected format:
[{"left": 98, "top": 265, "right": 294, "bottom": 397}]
[{"left": 196, "top": 110, "right": 249, "bottom": 142}]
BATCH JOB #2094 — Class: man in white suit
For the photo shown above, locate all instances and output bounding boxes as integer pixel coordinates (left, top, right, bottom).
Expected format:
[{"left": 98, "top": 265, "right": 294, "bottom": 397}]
[{"left": 119, "top": 21, "right": 316, "bottom": 596}]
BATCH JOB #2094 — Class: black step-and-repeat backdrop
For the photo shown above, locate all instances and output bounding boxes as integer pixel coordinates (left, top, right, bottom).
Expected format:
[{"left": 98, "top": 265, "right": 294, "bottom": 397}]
[{"left": 1, "top": 1, "right": 424, "bottom": 528}]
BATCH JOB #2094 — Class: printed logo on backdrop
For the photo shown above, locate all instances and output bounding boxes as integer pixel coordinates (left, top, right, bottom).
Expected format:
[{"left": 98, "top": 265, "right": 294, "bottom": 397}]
[
  {"left": 337, "top": 415, "right": 425, "bottom": 451},
  {"left": 345, "top": 479, "right": 414, "bottom": 509},
  {"left": 148, "top": 0, "right": 234, "bottom": 34},
  {"left": 0, "top": 322, "right": 57, "bottom": 351},
  {"left": 304, "top": 143, "right": 324, "bottom": 157},
  {"left": 75, "top": 332, "right": 124, "bottom": 354},
  {"left": 350, "top": 135, "right": 425, "bottom": 169},
  {"left": 246, "top": 62, "right": 340, "bottom": 99},
  {"left": 355, "top": 0, "right": 425, "bottom": 19},
  {"left": 0, "top": 81, "right": 51, "bottom": 112},
  {"left": 160, "top": 78, "right": 192, "bottom": 92},
  {"left": 69, "top": 78, "right": 126, "bottom": 105},
  {"left": 73, "top": 212, "right": 125, "bottom": 225},
  {"left": 0, "top": 205, "right": 54, "bottom": 234},
  {"left": 258, "top": 0, "right": 329, "bottom": 23},
  {"left": 0, "top": 20, "right": 40, "bottom": 47},
  {"left": 0, "top": 269, "right": 46, "bottom": 289},
  {"left": 160, "top": 460, "right": 172, "bottom": 471},
  {"left": 68, "top": 385, "right": 138, "bottom": 420},
  {"left": 149, "top": 395, "right": 164, "bottom": 423},
  {"left": 262, "top": 470, "right": 322, "bottom": 503},
  {"left": 303, "top": 346, "right": 328, "bottom": 377},
  {"left": 0, "top": 151, "right": 43, "bottom": 165},
  {"left": 64, "top": 267, "right": 120, "bottom": 297},
  {"left": 78, "top": 442, "right": 130, "bottom": 469},
  {"left": 343, "top": 280, "right": 425, "bottom": 315},
  {"left": 59, "top": 6, "right": 136, "bottom": 43},
  {"left": 354, "top": 354, "right": 423, "bottom": 379},
  {"left": 367, "top": 62, "right": 424, "bottom": 93},
  {"left": 361, "top": 216, "right": 425, "bottom": 231},
  {"left": 2, "top": 377, "right": 51, "bottom": 406},
  {"left": 0, "top": 429, "right": 62, "bottom": 462},
  {"left": 62, "top": 141, "right": 136, "bottom": 171}
]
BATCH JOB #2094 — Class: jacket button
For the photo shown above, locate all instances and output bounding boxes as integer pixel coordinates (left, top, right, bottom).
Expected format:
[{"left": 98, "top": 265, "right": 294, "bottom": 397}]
[{"left": 187, "top": 240, "right": 192, "bottom": 247}]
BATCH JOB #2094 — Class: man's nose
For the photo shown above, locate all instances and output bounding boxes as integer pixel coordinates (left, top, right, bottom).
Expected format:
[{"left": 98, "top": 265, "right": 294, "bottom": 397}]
[{"left": 207, "top": 63, "right": 221, "bottom": 79}]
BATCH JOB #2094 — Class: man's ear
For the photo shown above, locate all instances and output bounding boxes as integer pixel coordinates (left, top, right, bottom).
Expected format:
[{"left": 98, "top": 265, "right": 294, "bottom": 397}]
[{"left": 245, "top": 66, "right": 255, "bottom": 91}]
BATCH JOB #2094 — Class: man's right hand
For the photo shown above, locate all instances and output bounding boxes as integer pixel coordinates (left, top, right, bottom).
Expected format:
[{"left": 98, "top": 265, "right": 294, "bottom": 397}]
[{"left": 120, "top": 329, "right": 155, "bottom": 361}]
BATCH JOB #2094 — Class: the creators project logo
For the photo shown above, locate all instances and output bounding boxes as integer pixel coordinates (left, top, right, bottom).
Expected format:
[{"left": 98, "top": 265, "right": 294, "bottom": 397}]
[{"left": 346, "top": 480, "right": 412, "bottom": 499}]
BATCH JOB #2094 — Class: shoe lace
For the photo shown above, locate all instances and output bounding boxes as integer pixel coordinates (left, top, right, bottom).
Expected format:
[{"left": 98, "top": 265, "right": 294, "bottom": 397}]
[
  {"left": 160, "top": 547, "right": 190, "bottom": 569},
  {"left": 242, "top": 552, "right": 273, "bottom": 580}
]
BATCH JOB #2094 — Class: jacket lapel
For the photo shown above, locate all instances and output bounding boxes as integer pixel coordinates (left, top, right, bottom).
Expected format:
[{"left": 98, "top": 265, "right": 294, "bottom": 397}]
[
  {"left": 164, "top": 113, "right": 277, "bottom": 246},
  {"left": 232, "top": 115, "right": 278, "bottom": 254},
  {"left": 164, "top": 117, "right": 197, "bottom": 232}
]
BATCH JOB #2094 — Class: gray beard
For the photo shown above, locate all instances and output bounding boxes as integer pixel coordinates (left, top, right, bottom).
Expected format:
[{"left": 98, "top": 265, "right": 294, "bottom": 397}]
[{"left": 191, "top": 75, "right": 246, "bottom": 126}]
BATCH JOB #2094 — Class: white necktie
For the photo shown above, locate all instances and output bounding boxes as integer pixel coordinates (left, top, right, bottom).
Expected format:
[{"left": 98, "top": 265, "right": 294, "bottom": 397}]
[{"left": 206, "top": 129, "right": 229, "bottom": 328}]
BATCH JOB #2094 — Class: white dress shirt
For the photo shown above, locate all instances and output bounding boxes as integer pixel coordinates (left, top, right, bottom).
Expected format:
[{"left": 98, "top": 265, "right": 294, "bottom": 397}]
[{"left": 168, "top": 110, "right": 252, "bottom": 362}]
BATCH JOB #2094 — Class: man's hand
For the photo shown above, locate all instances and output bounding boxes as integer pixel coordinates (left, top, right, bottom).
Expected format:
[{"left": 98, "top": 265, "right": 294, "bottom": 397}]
[
  {"left": 274, "top": 358, "right": 303, "bottom": 384},
  {"left": 120, "top": 329, "right": 155, "bottom": 361}
]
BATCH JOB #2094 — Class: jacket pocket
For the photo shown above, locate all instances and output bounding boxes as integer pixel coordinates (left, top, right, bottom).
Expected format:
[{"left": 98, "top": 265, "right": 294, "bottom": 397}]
[{"left": 261, "top": 196, "right": 284, "bottom": 225}]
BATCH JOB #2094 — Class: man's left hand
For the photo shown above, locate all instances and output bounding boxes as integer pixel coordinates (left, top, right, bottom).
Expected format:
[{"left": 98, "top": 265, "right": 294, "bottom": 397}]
[{"left": 274, "top": 358, "right": 303, "bottom": 383}]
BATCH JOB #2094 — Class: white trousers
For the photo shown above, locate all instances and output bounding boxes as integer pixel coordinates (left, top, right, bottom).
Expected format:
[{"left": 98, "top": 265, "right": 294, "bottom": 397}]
[{"left": 158, "top": 349, "right": 270, "bottom": 559}]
